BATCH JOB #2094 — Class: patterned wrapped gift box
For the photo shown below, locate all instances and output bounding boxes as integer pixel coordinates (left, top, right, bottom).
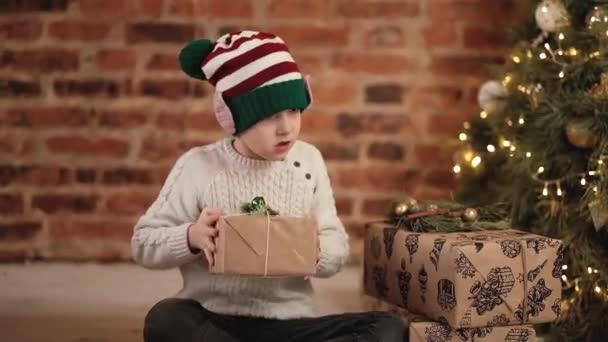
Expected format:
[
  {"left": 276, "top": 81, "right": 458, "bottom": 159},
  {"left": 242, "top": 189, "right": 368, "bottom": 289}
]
[
  {"left": 410, "top": 320, "right": 536, "bottom": 342},
  {"left": 363, "top": 222, "right": 563, "bottom": 329}
]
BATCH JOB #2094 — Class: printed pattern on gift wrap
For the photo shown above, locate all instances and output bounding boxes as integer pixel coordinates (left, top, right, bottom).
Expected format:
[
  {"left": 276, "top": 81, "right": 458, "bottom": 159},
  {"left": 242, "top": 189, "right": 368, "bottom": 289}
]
[
  {"left": 424, "top": 322, "right": 452, "bottom": 342},
  {"left": 419, "top": 266, "right": 428, "bottom": 303},
  {"left": 551, "top": 298, "right": 561, "bottom": 317},
  {"left": 506, "top": 328, "right": 531, "bottom": 342},
  {"left": 455, "top": 252, "right": 476, "bottom": 279},
  {"left": 371, "top": 236, "right": 382, "bottom": 260},
  {"left": 397, "top": 258, "right": 412, "bottom": 307},
  {"left": 406, "top": 234, "right": 420, "bottom": 263},
  {"left": 500, "top": 240, "right": 522, "bottom": 258},
  {"left": 372, "top": 265, "right": 389, "bottom": 298},
  {"left": 455, "top": 326, "right": 493, "bottom": 340},
  {"left": 488, "top": 314, "right": 511, "bottom": 326},
  {"left": 383, "top": 228, "right": 398, "bottom": 258},
  {"left": 515, "top": 278, "right": 552, "bottom": 322},
  {"left": 552, "top": 244, "right": 564, "bottom": 278},
  {"left": 430, "top": 238, "right": 447, "bottom": 271},
  {"left": 527, "top": 259, "right": 547, "bottom": 282},
  {"left": 469, "top": 267, "right": 515, "bottom": 315},
  {"left": 437, "top": 279, "right": 457, "bottom": 311}
]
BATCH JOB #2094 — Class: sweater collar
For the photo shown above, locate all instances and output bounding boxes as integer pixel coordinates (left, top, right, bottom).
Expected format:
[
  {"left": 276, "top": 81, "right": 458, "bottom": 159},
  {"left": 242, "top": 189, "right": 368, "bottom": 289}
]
[{"left": 221, "top": 137, "right": 289, "bottom": 170}]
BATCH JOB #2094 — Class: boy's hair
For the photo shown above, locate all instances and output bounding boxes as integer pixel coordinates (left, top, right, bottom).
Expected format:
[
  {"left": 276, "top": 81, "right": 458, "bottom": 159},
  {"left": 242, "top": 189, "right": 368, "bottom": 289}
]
[{"left": 179, "top": 30, "right": 313, "bottom": 135}]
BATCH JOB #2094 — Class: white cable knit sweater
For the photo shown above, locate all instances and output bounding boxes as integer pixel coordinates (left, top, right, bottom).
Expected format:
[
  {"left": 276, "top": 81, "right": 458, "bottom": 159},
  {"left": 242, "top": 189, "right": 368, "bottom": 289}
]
[{"left": 131, "top": 137, "right": 349, "bottom": 319}]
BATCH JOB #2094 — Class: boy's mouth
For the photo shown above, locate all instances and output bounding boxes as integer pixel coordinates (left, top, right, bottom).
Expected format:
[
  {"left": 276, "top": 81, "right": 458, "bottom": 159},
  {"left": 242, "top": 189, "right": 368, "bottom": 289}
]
[{"left": 275, "top": 140, "right": 293, "bottom": 152}]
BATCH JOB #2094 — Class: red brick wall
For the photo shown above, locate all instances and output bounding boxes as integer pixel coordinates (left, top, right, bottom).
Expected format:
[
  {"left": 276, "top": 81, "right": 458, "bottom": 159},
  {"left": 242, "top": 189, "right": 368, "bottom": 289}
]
[{"left": 0, "top": 0, "right": 527, "bottom": 263}]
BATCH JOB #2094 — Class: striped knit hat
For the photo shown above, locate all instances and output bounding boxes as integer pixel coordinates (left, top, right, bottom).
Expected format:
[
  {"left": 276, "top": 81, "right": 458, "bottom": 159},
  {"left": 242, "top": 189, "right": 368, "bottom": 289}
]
[{"left": 178, "top": 30, "right": 312, "bottom": 135}]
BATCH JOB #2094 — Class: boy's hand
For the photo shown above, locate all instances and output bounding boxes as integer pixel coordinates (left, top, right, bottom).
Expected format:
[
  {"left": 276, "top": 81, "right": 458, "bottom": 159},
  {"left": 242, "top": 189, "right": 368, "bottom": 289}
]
[{"left": 188, "top": 208, "right": 223, "bottom": 266}]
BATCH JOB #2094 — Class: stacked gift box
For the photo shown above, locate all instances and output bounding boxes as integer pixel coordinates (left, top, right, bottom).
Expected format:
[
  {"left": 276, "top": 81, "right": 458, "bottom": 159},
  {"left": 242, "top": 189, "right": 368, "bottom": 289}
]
[{"left": 363, "top": 218, "right": 564, "bottom": 342}]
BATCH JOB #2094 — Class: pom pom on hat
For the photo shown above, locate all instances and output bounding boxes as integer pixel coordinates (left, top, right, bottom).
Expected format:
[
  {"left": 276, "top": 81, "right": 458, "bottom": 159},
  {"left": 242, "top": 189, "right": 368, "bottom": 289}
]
[{"left": 179, "top": 39, "right": 214, "bottom": 80}]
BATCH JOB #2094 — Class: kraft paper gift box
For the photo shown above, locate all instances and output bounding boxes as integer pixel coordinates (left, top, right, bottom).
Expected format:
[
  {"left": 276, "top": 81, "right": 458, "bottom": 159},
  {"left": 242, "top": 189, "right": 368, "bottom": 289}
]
[
  {"left": 363, "top": 222, "right": 563, "bottom": 328},
  {"left": 211, "top": 214, "right": 318, "bottom": 277},
  {"left": 409, "top": 320, "right": 536, "bottom": 342}
]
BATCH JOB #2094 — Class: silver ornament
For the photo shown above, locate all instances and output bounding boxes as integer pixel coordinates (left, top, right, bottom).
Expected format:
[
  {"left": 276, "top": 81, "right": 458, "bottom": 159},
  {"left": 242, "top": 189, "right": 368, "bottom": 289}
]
[
  {"left": 463, "top": 208, "right": 479, "bottom": 222},
  {"left": 478, "top": 80, "right": 507, "bottom": 114},
  {"left": 535, "top": 0, "right": 570, "bottom": 33}
]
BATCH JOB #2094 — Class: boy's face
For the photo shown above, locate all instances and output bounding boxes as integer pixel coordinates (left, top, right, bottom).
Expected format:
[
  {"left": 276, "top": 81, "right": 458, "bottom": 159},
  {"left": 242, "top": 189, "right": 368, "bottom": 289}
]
[{"left": 235, "top": 109, "right": 301, "bottom": 161}]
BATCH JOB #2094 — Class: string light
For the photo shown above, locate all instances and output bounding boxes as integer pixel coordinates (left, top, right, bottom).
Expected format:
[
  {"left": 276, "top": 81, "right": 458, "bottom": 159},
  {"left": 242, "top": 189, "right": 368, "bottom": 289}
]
[
  {"left": 539, "top": 52, "right": 547, "bottom": 59},
  {"left": 510, "top": 145, "right": 516, "bottom": 152},
  {"left": 503, "top": 140, "right": 511, "bottom": 148},
  {"left": 558, "top": 33, "right": 565, "bottom": 40},
  {"left": 518, "top": 117, "right": 525, "bottom": 125},
  {"left": 559, "top": 70, "right": 565, "bottom": 78},
  {"left": 538, "top": 166, "right": 545, "bottom": 174},
  {"left": 569, "top": 48, "right": 578, "bottom": 56},
  {"left": 581, "top": 177, "right": 587, "bottom": 186},
  {"left": 562, "top": 274, "right": 568, "bottom": 282},
  {"left": 589, "top": 171, "right": 597, "bottom": 176},
  {"left": 463, "top": 121, "right": 471, "bottom": 129},
  {"left": 480, "top": 111, "right": 488, "bottom": 119},
  {"left": 512, "top": 56, "right": 521, "bottom": 63},
  {"left": 526, "top": 152, "right": 532, "bottom": 158},
  {"left": 557, "top": 49, "right": 564, "bottom": 56},
  {"left": 507, "top": 119, "right": 514, "bottom": 127},
  {"left": 595, "top": 286, "right": 602, "bottom": 294},
  {"left": 594, "top": 186, "right": 599, "bottom": 193},
  {"left": 588, "top": 267, "right": 594, "bottom": 274},
  {"left": 543, "top": 183, "right": 549, "bottom": 196},
  {"left": 487, "top": 145, "right": 496, "bottom": 153},
  {"left": 453, "top": 165, "right": 461, "bottom": 174},
  {"left": 471, "top": 156, "right": 482, "bottom": 168},
  {"left": 590, "top": 51, "right": 601, "bottom": 58},
  {"left": 459, "top": 133, "right": 468, "bottom": 141},
  {"left": 562, "top": 265, "right": 568, "bottom": 270},
  {"left": 557, "top": 183, "right": 563, "bottom": 197}
]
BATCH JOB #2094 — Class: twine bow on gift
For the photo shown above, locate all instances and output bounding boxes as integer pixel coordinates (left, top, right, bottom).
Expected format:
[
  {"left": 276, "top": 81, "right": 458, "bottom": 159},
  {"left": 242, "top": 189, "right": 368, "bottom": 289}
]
[{"left": 242, "top": 196, "right": 279, "bottom": 276}]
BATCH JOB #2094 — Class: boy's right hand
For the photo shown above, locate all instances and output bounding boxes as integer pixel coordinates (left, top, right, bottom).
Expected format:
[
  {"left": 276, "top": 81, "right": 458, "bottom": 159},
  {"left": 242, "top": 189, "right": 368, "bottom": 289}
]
[{"left": 188, "top": 208, "right": 223, "bottom": 266}]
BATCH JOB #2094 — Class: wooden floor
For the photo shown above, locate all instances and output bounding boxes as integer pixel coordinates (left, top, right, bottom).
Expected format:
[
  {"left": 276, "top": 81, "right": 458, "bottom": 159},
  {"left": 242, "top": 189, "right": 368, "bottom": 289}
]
[{"left": 0, "top": 263, "right": 375, "bottom": 342}]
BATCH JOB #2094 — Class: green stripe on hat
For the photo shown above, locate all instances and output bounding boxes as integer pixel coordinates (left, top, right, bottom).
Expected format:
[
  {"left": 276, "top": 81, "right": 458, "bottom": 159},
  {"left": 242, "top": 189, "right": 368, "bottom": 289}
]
[{"left": 227, "top": 79, "right": 310, "bottom": 135}]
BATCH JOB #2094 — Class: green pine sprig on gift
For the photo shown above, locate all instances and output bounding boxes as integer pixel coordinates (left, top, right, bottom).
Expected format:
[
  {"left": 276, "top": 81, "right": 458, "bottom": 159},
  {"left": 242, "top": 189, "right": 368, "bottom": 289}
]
[
  {"left": 388, "top": 197, "right": 511, "bottom": 233},
  {"left": 241, "top": 196, "right": 279, "bottom": 215}
]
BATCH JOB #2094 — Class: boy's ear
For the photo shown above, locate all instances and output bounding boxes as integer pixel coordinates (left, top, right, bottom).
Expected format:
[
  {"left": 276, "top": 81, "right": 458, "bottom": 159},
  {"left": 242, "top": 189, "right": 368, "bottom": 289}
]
[
  {"left": 213, "top": 91, "right": 236, "bottom": 135},
  {"left": 305, "top": 74, "right": 313, "bottom": 110}
]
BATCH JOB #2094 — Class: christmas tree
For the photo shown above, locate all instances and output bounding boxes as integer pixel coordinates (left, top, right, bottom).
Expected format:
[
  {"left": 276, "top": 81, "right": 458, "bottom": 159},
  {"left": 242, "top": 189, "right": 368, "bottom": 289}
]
[{"left": 452, "top": 1, "right": 608, "bottom": 341}]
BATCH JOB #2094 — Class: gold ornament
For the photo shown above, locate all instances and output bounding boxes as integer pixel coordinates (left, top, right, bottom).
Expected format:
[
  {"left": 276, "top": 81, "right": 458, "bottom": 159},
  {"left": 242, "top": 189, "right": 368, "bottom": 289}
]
[
  {"left": 566, "top": 119, "right": 598, "bottom": 149},
  {"left": 410, "top": 203, "right": 424, "bottom": 213},
  {"left": 427, "top": 203, "right": 439, "bottom": 212},
  {"left": 589, "top": 200, "right": 608, "bottom": 231},
  {"left": 393, "top": 202, "right": 409, "bottom": 216},
  {"left": 590, "top": 73, "right": 608, "bottom": 98},
  {"left": 463, "top": 208, "right": 479, "bottom": 222},
  {"left": 586, "top": 5, "right": 608, "bottom": 36}
]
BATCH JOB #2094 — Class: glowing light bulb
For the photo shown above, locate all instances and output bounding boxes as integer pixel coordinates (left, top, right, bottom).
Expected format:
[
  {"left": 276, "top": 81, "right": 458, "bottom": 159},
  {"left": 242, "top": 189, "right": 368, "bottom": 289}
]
[
  {"left": 519, "top": 117, "right": 525, "bottom": 125},
  {"left": 480, "top": 111, "right": 488, "bottom": 119},
  {"left": 558, "top": 33, "right": 565, "bottom": 40},
  {"left": 487, "top": 145, "right": 496, "bottom": 153},
  {"left": 503, "top": 140, "right": 511, "bottom": 148},
  {"left": 538, "top": 166, "right": 545, "bottom": 174},
  {"left": 562, "top": 265, "right": 568, "bottom": 270},
  {"left": 463, "top": 121, "right": 471, "bottom": 129},
  {"left": 453, "top": 165, "right": 461, "bottom": 174},
  {"left": 459, "top": 133, "right": 467, "bottom": 141},
  {"left": 588, "top": 267, "right": 593, "bottom": 274},
  {"left": 539, "top": 53, "right": 547, "bottom": 59},
  {"left": 595, "top": 286, "right": 602, "bottom": 294},
  {"left": 512, "top": 56, "right": 521, "bottom": 63},
  {"left": 581, "top": 177, "right": 587, "bottom": 186},
  {"left": 559, "top": 71, "right": 565, "bottom": 78},
  {"left": 542, "top": 184, "right": 549, "bottom": 196},
  {"left": 471, "top": 156, "right": 482, "bottom": 168},
  {"left": 526, "top": 152, "right": 532, "bottom": 158},
  {"left": 557, "top": 184, "right": 563, "bottom": 196}
]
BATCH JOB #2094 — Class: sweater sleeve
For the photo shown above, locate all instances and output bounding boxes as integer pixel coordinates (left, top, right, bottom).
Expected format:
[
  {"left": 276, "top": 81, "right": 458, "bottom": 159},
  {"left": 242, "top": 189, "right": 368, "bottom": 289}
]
[
  {"left": 311, "top": 148, "right": 350, "bottom": 278},
  {"left": 131, "top": 149, "right": 204, "bottom": 270}
]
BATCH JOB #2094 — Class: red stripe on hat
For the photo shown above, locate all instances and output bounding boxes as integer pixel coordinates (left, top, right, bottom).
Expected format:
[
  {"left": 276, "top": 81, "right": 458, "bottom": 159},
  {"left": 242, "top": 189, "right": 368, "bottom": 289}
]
[
  {"left": 223, "top": 61, "right": 300, "bottom": 98},
  {"left": 208, "top": 43, "right": 289, "bottom": 86},
  {"left": 204, "top": 32, "right": 277, "bottom": 64}
]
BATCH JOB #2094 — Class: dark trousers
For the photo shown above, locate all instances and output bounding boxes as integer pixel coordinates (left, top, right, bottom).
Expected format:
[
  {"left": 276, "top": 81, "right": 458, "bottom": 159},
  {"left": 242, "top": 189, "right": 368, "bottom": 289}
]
[{"left": 144, "top": 298, "right": 404, "bottom": 342}]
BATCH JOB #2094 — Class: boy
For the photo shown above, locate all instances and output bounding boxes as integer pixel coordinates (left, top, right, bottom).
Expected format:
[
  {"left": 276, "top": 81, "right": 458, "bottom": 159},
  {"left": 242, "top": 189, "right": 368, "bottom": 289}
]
[{"left": 132, "top": 30, "right": 404, "bottom": 342}]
